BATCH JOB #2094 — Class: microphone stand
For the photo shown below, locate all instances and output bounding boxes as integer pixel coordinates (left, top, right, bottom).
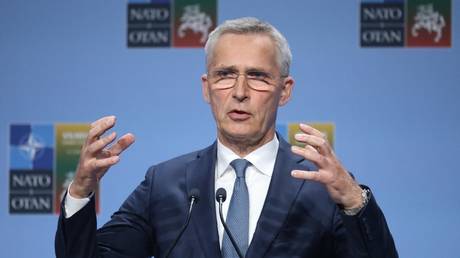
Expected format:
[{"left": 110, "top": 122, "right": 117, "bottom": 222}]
[
  {"left": 217, "top": 193, "right": 244, "bottom": 258},
  {"left": 164, "top": 190, "right": 199, "bottom": 258}
]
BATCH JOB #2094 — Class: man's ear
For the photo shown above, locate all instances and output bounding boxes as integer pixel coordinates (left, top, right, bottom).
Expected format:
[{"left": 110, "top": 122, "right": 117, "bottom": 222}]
[
  {"left": 201, "top": 74, "right": 211, "bottom": 103},
  {"left": 278, "top": 76, "right": 294, "bottom": 106}
]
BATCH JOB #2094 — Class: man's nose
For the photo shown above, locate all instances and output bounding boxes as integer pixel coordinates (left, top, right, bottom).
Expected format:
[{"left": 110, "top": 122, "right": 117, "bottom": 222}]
[{"left": 232, "top": 74, "right": 249, "bottom": 101}]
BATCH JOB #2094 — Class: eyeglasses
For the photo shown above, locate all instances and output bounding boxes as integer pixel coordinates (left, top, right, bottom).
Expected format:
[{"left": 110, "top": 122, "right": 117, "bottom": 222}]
[{"left": 207, "top": 69, "right": 286, "bottom": 91}]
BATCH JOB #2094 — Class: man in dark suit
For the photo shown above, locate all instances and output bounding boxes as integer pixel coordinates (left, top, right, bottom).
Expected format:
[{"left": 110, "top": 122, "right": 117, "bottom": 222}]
[{"left": 55, "top": 17, "right": 398, "bottom": 258}]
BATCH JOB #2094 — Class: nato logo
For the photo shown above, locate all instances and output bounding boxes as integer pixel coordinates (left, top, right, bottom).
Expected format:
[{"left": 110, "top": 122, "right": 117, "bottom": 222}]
[
  {"left": 127, "top": 0, "right": 217, "bottom": 48},
  {"left": 360, "top": 0, "right": 451, "bottom": 48},
  {"left": 10, "top": 124, "right": 53, "bottom": 170},
  {"left": 9, "top": 124, "right": 54, "bottom": 213},
  {"left": 361, "top": 0, "right": 406, "bottom": 47},
  {"left": 127, "top": 0, "right": 172, "bottom": 47}
]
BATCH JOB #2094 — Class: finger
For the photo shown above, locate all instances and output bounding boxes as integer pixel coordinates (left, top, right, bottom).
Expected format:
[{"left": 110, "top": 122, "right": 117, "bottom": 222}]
[
  {"left": 87, "top": 116, "right": 117, "bottom": 144},
  {"left": 298, "top": 123, "right": 325, "bottom": 139},
  {"left": 296, "top": 144, "right": 320, "bottom": 154},
  {"left": 100, "top": 149, "right": 112, "bottom": 158},
  {"left": 305, "top": 144, "right": 318, "bottom": 153},
  {"left": 108, "top": 133, "right": 135, "bottom": 156},
  {"left": 294, "top": 133, "right": 331, "bottom": 155},
  {"left": 291, "top": 170, "right": 326, "bottom": 184},
  {"left": 87, "top": 131, "right": 117, "bottom": 154},
  {"left": 90, "top": 115, "right": 116, "bottom": 128},
  {"left": 92, "top": 155, "right": 120, "bottom": 171},
  {"left": 291, "top": 145, "right": 326, "bottom": 166}
]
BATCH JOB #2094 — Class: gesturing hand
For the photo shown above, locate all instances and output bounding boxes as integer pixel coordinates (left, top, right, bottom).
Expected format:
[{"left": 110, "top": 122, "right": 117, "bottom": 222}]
[
  {"left": 70, "top": 116, "right": 135, "bottom": 198},
  {"left": 290, "top": 123, "right": 363, "bottom": 209}
]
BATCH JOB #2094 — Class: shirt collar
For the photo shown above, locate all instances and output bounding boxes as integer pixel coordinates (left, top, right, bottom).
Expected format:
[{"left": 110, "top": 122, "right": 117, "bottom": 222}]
[{"left": 216, "top": 135, "right": 279, "bottom": 179}]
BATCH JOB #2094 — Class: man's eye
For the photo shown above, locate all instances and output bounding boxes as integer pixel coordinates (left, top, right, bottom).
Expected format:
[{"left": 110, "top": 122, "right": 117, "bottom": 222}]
[
  {"left": 247, "top": 71, "right": 269, "bottom": 79},
  {"left": 215, "top": 71, "right": 234, "bottom": 78}
]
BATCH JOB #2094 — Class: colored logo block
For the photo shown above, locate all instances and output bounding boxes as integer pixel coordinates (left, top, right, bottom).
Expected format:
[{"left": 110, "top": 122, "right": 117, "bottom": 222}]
[
  {"left": 127, "top": 2, "right": 172, "bottom": 47},
  {"left": 406, "top": 0, "right": 451, "bottom": 47},
  {"left": 9, "top": 125, "right": 54, "bottom": 213},
  {"left": 360, "top": 0, "right": 451, "bottom": 48},
  {"left": 54, "top": 124, "right": 98, "bottom": 215},
  {"left": 8, "top": 123, "right": 97, "bottom": 215},
  {"left": 173, "top": 0, "right": 217, "bottom": 47},
  {"left": 360, "top": 2, "right": 405, "bottom": 47},
  {"left": 10, "top": 124, "right": 54, "bottom": 170},
  {"left": 127, "top": 0, "right": 217, "bottom": 48},
  {"left": 277, "top": 122, "right": 335, "bottom": 149}
]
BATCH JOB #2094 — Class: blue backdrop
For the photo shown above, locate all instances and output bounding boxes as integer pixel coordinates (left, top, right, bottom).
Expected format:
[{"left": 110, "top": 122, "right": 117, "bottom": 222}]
[{"left": 1, "top": 1, "right": 459, "bottom": 257}]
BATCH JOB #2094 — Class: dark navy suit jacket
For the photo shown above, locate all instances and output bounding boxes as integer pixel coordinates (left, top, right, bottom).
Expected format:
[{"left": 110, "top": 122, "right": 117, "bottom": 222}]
[{"left": 55, "top": 137, "right": 398, "bottom": 258}]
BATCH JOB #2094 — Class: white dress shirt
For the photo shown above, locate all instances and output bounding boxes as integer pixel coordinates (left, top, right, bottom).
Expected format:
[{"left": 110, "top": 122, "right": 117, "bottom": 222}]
[
  {"left": 65, "top": 135, "right": 280, "bottom": 248},
  {"left": 64, "top": 182, "right": 92, "bottom": 218},
  {"left": 215, "top": 136, "right": 278, "bottom": 247}
]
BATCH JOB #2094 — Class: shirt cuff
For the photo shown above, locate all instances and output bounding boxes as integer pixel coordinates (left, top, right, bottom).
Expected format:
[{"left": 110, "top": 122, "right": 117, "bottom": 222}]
[{"left": 64, "top": 181, "right": 94, "bottom": 218}]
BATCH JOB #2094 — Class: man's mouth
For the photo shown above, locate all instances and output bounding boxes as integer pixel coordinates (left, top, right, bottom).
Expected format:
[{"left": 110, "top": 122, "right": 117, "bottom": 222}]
[{"left": 228, "top": 109, "right": 251, "bottom": 121}]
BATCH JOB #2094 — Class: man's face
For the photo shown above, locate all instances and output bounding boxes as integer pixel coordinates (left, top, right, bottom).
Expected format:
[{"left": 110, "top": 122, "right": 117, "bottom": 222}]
[{"left": 202, "top": 33, "right": 294, "bottom": 149}]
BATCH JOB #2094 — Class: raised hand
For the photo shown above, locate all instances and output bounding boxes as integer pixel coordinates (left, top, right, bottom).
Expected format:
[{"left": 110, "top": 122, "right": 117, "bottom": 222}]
[
  {"left": 69, "top": 116, "right": 135, "bottom": 198},
  {"left": 290, "top": 123, "right": 363, "bottom": 209}
]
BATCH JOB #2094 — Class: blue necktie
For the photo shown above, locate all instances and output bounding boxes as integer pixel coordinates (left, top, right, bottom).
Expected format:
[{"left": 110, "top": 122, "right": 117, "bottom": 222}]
[{"left": 222, "top": 159, "right": 250, "bottom": 258}]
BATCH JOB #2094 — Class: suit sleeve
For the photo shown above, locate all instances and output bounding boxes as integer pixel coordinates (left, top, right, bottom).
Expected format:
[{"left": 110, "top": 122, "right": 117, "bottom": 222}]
[
  {"left": 334, "top": 188, "right": 399, "bottom": 258},
  {"left": 55, "top": 167, "right": 156, "bottom": 258}
]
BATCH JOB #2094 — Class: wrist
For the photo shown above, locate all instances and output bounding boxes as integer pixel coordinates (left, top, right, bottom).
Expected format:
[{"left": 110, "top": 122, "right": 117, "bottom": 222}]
[
  {"left": 342, "top": 184, "right": 364, "bottom": 209},
  {"left": 342, "top": 187, "right": 370, "bottom": 216},
  {"left": 69, "top": 181, "right": 91, "bottom": 199}
]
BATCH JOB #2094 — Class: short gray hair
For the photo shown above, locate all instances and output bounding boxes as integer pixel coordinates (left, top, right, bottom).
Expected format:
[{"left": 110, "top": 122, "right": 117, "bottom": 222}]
[{"left": 204, "top": 17, "right": 292, "bottom": 76}]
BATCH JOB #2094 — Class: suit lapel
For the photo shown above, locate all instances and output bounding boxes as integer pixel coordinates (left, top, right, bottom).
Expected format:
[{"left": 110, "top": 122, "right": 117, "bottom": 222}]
[
  {"left": 246, "top": 137, "right": 314, "bottom": 258},
  {"left": 186, "top": 142, "right": 222, "bottom": 258}
]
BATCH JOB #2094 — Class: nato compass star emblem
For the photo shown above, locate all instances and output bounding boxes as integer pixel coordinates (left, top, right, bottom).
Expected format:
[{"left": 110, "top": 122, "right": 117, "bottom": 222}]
[
  {"left": 9, "top": 124, "right": 55, "bottom": 214},
  {"left": 19, "top": 133, "right": 45, "bottom": 161},
  {"left": 10, "top": 124, "right": 54, "bottom": 170}
]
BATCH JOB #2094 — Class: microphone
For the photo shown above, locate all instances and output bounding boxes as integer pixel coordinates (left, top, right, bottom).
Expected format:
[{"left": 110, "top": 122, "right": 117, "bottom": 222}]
[
  {"left": 215, "top": 188, "right": 244, "bottom": 258},
  {"left": 164, "top": 188, "right": 200, "bottom": 258}
]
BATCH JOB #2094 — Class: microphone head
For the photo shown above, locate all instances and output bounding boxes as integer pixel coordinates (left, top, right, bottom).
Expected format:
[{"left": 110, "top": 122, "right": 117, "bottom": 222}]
[
  {"left": 189, "top": 188, "right": 200, "bottom": 203},
  {"left": 216, "top": 188, "right": 227, "bottom": 203}
]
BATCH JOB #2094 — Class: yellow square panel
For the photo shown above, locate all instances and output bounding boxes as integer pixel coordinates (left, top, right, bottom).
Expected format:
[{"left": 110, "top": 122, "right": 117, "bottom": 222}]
[{"left": 287, "top": 122, "right": 335, "bottom": 149}]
